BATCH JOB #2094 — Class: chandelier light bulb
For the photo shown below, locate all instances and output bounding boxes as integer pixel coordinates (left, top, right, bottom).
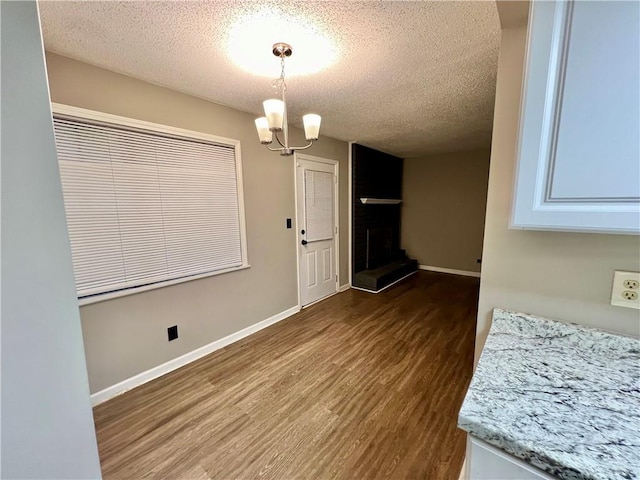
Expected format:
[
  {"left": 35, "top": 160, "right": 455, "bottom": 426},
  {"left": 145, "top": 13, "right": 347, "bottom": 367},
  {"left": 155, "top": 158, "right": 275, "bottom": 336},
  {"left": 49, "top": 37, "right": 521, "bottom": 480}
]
[
  {"left": 263, "top": 99, "right": 284, "bottom": 131},
  {"left": 303, "top": 114, "right": 321, "bottom": 141},
  {"left": 254, "top": 117, "right": 273, "bottom": 144}
]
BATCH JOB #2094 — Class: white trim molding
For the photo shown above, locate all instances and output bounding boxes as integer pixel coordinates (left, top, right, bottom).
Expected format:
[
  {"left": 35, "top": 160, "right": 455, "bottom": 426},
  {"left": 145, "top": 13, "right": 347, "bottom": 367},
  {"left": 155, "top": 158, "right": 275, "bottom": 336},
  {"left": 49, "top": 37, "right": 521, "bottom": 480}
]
[
  {"left": 339, "top": 283, "right": 351, "bottom": 292},
  {"left": 79, "top": 265, "right": 251, "bottom": 306},
  {"left": 294, "top": 153, "right": 341, "bottom": 307},
  {"left": 419, "top": 265, "right": 481, "bottom": 278},
  {"left": 351, "top": 270, "right": 417, "bottom": 294},
  {"left": 90, "top": 305, "right": 300, "bottom": 406},
  {"left": 459, "top": 457, "right": 466, "bottom": 480},
  {"left": 348, "top": 141, "right": 354, "bottom": 289}
]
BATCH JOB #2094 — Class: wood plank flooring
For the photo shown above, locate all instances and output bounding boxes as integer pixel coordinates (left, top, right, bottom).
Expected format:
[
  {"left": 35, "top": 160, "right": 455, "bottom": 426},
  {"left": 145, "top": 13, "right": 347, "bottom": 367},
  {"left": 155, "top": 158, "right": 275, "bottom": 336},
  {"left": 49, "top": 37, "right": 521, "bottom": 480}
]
[{"left": 93, "top": 271, "right": 479, "bottom": 479}]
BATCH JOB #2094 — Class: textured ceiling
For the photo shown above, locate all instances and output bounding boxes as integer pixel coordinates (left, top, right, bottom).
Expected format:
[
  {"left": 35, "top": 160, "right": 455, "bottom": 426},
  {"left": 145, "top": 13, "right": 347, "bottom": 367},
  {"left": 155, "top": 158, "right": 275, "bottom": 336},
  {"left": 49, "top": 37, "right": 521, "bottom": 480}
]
[{"left": 39, "top": 1, "right": 501, "bottom": 158}]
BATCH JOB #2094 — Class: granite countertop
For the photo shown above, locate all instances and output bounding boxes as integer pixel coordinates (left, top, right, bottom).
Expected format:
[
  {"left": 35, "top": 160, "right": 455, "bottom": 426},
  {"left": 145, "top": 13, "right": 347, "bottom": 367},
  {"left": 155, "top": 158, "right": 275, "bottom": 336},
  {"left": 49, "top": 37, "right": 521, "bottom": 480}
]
[{"left": 458, "top": 308, "right": 640, "bottom": 480}]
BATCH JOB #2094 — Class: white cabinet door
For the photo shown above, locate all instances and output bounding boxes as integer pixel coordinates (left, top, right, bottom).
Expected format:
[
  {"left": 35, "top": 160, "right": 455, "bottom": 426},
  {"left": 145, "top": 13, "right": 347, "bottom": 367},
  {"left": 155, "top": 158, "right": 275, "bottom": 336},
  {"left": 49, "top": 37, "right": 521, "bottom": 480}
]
[
  {"left": 511, "top": 0, "right": 639, "bottom": 234},
  {"left": 466, "top": 437, "right": 556, "bottom": 480}
]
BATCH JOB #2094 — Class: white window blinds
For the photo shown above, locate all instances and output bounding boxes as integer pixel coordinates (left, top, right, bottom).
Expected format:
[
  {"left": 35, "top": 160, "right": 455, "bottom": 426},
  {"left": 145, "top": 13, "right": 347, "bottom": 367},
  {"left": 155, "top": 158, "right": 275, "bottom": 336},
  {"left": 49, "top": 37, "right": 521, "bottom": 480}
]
[
  {"left": 304, "top": 170, "right": 334, "bottom": 242},
  {"left": 53, "top": 113, "right": 246, "bottom": 299}
]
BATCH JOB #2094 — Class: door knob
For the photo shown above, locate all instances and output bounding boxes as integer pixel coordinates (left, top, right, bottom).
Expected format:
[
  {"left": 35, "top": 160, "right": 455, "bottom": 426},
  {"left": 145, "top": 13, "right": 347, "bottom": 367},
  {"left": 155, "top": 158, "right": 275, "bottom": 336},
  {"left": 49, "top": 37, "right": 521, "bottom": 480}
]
[{"left": 301, "top": 240, "right": 308, "bottom": 245}]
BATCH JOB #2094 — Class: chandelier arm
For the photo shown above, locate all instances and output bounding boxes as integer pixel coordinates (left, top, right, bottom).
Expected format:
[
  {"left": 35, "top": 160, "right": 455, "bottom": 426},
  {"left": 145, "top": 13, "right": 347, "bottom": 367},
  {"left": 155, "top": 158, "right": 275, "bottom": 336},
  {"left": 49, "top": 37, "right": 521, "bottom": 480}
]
[
  {"left": 291, "top": 141, "right": 314, "bottom": 152},
  {"left": 273, "top": 130, "right": 287, "bottom": 148},
  {"left": 265, "top": 144, "right": 284, "bottom": 152}
]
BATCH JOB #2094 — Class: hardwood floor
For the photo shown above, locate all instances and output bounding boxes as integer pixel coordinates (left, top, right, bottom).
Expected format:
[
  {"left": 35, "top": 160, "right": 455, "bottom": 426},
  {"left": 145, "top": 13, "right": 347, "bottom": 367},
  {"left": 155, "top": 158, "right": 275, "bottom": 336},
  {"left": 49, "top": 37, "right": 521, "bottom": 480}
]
[{"left": 93, "top": 271, "right": 479, "bottom": 479}]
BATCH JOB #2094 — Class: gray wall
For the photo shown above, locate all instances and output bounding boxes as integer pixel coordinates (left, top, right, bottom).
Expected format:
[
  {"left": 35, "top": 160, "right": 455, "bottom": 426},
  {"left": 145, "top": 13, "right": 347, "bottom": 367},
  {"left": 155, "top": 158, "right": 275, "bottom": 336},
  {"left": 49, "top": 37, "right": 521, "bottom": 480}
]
[
  {"left": 476, "top": 20, "right": 640, "bottom": 361},
  {"left": 44, "top": 53, "right": 350, "bottom": 393},
  {"left": 402, "top": 150, "right": 490, "bottom": 273},
  {"left": 1, "top": 3, "right": 102, "bottom": 478}
]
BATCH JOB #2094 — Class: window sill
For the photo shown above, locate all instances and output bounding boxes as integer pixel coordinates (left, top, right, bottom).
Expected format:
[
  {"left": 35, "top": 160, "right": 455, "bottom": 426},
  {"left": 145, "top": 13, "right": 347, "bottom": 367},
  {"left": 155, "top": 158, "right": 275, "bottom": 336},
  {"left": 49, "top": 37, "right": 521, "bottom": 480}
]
[{"left": 77, "top": 264, "right": 251, "bottom": 306}]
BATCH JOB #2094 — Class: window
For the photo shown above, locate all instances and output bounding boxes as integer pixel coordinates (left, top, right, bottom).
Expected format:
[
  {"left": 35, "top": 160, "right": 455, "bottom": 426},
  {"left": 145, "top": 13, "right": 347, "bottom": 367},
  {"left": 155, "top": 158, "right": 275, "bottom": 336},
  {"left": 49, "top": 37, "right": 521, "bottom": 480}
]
[{"left": 52, "top": 105, "right": 248, "bottom": 303}]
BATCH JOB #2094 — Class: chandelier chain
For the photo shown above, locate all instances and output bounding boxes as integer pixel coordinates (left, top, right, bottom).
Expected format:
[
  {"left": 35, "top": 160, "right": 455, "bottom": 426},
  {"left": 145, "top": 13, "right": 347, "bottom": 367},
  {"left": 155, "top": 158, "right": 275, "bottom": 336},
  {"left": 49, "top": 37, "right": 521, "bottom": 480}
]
[{"left": 272, "top": 55, "right": 287, "bottom": 94}]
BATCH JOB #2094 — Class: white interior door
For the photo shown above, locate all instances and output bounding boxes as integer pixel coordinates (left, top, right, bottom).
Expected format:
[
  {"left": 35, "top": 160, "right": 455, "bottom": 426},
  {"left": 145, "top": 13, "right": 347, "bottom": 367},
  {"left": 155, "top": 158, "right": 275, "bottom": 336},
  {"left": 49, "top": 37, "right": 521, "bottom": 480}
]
[{"left": 296, "top": 155, "right": 338, "bottom": 307}]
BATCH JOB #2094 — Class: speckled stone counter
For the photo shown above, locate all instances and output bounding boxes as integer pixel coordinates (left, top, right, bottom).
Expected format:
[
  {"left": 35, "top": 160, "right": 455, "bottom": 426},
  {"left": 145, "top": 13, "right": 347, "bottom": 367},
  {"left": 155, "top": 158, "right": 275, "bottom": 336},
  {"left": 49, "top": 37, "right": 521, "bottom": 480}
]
[{"left": 458, "top": 308, "right": 640, "bottom": 480}]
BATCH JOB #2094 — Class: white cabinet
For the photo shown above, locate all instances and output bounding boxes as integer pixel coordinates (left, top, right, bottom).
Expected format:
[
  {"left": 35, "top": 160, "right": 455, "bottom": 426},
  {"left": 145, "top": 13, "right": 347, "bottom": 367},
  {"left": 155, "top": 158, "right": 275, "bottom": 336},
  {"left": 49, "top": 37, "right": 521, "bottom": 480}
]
[
  {"left": 511, "top": 0, "right": 640, "bottom": 234},
  {"left": 466, "top": 437, "right": 556, "bottom": 480}
]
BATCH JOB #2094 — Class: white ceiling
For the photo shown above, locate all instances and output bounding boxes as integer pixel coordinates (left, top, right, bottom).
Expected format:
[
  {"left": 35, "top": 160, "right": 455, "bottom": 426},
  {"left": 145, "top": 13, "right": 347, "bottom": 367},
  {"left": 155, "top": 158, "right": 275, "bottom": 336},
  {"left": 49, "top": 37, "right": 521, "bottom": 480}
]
[{"left": 39, "top": 1, "right": 501, "bottom": 158}]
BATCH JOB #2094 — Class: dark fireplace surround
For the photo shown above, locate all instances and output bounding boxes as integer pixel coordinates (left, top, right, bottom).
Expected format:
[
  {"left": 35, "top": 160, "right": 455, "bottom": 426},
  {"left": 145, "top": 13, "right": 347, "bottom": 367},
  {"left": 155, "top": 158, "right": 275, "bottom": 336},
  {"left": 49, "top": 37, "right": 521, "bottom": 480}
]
[
  {"left": 351, "top": 144, "right": 417, "bottom": 292},
  {"left": 366, "top": 226, "right": 393, "bottom": 269}
]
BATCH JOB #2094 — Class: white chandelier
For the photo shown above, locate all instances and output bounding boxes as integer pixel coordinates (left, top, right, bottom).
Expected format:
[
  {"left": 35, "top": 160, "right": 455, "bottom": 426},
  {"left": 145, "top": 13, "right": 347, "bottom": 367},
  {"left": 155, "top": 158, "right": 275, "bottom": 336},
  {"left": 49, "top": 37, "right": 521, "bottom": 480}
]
[{"left": 254, "top": 43, "right": 321, "bottom": 156}]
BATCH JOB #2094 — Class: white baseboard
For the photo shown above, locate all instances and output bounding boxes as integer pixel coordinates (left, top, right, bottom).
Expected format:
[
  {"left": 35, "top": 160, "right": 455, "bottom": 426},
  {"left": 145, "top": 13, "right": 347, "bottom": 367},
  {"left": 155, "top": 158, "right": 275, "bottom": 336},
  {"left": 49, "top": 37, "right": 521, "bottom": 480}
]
[
  {"left": 459, "top": 457, "right": 467, "bottom": 480},
  {"left": 90, "top": 305, "right": 301, "bottom": 406},
  {"left": 419, "top": 265, "right": 481, "bottom": 278},
  {"left": 339, "top": 283, "right": 351, "bottom": 292}
]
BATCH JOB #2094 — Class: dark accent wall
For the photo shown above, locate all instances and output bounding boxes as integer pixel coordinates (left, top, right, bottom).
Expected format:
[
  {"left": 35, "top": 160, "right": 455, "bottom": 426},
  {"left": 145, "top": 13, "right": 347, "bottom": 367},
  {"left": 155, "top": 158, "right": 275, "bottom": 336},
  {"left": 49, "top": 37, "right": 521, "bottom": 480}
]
[{"left": 352, "top": 143, "right": 404, "bottom": 276}]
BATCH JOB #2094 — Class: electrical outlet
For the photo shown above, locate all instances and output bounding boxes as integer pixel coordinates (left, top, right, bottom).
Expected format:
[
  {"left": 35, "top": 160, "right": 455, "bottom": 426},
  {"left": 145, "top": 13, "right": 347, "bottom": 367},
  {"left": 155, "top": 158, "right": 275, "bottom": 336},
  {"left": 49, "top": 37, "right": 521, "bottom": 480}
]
[
  {"left": 167, "top": 325, "right": 178, "bottom": 341},
  {"left": 611, "top": 271, "right": 640, "bottom": 310}
]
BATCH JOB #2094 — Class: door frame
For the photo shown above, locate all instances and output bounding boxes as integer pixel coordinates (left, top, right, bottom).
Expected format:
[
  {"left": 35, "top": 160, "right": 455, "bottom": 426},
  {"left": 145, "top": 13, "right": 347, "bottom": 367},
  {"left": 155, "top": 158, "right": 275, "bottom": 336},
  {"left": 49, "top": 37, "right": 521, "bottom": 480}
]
[
  {"left": 348, "top": 141, "right": 354, "bottom": 289},
  {"left": 293, "top": 153, "right": 340, "bottom": 308}
]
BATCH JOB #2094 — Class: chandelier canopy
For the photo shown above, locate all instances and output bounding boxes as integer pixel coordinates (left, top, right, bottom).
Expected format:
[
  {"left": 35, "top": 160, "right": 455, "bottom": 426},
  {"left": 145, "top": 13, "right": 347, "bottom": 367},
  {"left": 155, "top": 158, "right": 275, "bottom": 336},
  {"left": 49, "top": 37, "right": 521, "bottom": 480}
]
[{"left": 254, "top": 43, "right": 321, "bottom": 156}]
